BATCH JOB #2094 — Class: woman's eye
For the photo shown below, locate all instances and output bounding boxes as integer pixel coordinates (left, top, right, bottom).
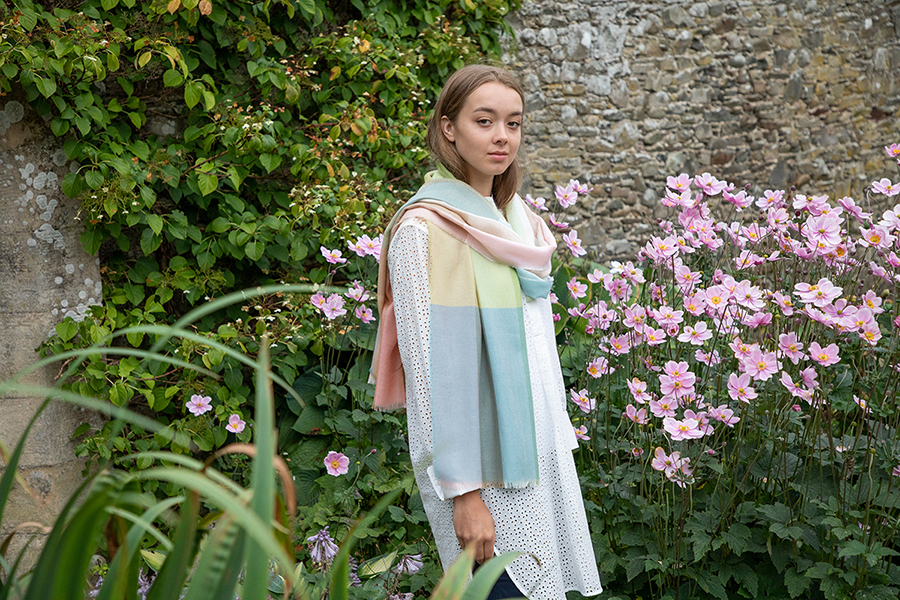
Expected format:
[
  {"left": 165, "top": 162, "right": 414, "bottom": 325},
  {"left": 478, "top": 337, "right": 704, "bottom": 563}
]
[
  {"left": 477, "top": 118, "right": 491, "bottom": 125},
  {"left": 508, "top": 121, "right": 521, "bottom": 129}
]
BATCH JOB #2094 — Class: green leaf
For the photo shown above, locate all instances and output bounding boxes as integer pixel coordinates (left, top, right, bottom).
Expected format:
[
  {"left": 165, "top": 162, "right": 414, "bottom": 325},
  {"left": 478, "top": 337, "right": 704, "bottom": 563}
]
[
  {"left": 462, "top": 552, "right": 526, "bottom": 600},
  {"left": 107, "top": 52, "right": 120, "bottom": 72},
  {"left": 62, "top": 173, "right": 83, "bottom": 198},
  {"left": 81, "top": 228, "right": 104, "bottom": 255},
  {"left": 56, "top": 320, "right": 79, "bottom": 342},
  {"left": 241, "top": 340, "right": 275, "bottom": 600},
  {"left": 722, "top": 522, "right": 751, "bottom": 555},
  {"left": 202, "top": 91, "right": 216, "bottom": 111},
  {"left": 184, "top": 82, "right": 203, "bottom": 108},
  {"left": 244, "top": 241, "right": 265, "bottom": 261},
  {"left": 50, "top": 118, "right": 70, "bottom": 137},
  {"left": 101, "top": 0, "right": 120, "bottom": 9},
  {"left": 146, "top": 214, "right": 164, "bottom": 235},
  {"left": 35, "top": 76, "right": 58, "bottom": 98},
  {"left": 357, "top": 550, "right": 397, "bottom": 578},
  {"left": 19, "top": 8, "right": 38, "bottom": 31},
  {"left": 785, "top": 567, "right": 812, "bottom": 599},
  {"left": 292, "top": 406, "right": 326, "bottom": 435},
  {"left": 198, "top": 173, "right": 218, "bottom": 196},
  {"left": 141, "top": 229, "right": 162, "bottom": 254},
  {"left": 145, "top": 493, "right": 200, "bottom": 600},
  {"left": 258, "top": 153, "right": 281, "bottom": 173},
  {"left": 163, "top": 69, "right": 184, "bottom": 87},
  {"left": 838, "top": 540, "right": 868, "bottom": 559},
  {"left": 697, "top": 571, "right": 728, "bottom": 600},
  {"left": 85, "top": 170, "right": 104, "bottom": 190}
]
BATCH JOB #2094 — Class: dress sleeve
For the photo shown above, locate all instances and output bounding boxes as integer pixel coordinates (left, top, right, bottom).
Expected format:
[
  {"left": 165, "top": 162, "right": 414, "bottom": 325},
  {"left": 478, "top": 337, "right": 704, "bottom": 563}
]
[{"left": 387, "top": 219, "right": 451, "bottom": 499}]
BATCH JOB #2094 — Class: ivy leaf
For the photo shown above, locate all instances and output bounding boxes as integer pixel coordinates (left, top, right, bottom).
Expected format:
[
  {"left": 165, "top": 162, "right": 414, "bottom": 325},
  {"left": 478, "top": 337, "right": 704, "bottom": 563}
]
[
  {"left": 146, "top": 213, "right": 164, "bottom": 235},
  {"left": 245, "top": 240, "right": 265, "bottom": 261},
  {"left": 50, "top": 117, "right": 70, "bottom": 137},
  {"left": 163, "top": 69, "right": 184, "bottom": 87},
  {"left": 61, "top": 173, "right": 83, "bottom": 198},
  {"left": 35, "top": 76, "right": 57, "bottom": 98},
  {"left": 296, "top": 0, "right": 316, "bottom": 17},
  {"left": 198, "top": 173, "right": 218, "bottom": 196},
  {"left": 19, "top": 8, "right": 38, "bottom": 31},
  {"left": 81, "top": 228, "right": 104, "bottom": 255},
  {"left": 140, "top": 228, "right": 162, "bottom": 254},
  {"left": 184, "top": 81, "right": 203, "bottom": 108},
  {"left": 202, "top": 91, "right": 216, "bottom": 110},
  {"left": 259, "top": 153, "right": 281, "bottom": 173},
  {"left": 55, "top": 320, "right": 79, "bottom": 342},
  {"left": 85, "top": 170, "right": 104, "bottom": 190}
]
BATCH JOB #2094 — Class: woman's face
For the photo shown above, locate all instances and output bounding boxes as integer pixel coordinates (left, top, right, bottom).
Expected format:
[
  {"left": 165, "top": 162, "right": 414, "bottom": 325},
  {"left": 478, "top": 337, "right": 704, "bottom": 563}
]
[{"left": 440, "top": 81, "right": 523, "bottom": 197}]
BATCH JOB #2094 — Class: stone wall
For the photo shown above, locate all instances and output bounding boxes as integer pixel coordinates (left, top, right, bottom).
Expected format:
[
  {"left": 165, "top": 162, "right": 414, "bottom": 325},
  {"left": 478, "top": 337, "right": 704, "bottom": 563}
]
[
  {"left": 0, "top": 93, "right": 102, "bottom": 563},
  {"left": 508, "top": 0, "right": 900, "bottom": 258}
]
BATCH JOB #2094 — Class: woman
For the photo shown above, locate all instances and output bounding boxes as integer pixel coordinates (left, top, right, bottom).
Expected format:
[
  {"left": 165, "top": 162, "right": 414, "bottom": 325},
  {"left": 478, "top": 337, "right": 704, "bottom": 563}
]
[{"left": 372, "top": 64, "right": 601, "bottom": 600}]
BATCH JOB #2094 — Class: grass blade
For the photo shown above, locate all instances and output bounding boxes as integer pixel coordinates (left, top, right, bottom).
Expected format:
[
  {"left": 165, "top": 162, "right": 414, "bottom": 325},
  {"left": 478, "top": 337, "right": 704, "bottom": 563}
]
[
  {"left": 97, "top": 496, "right": 183, "bottom": 600},
  {"left": 462, "top": 552, "right": 526, "bottom": 600},
  {"left": 430, "top": 546, "right": 475, "bottom": 600},
  {"left": 24, "top": 471, "right": 125, "bottom": 600},
  {"left": 242, "top": 337, "right": 275, "bottom": 600},
  {"left": 145, "top": 492, "right": 200, "bottom": 600}
]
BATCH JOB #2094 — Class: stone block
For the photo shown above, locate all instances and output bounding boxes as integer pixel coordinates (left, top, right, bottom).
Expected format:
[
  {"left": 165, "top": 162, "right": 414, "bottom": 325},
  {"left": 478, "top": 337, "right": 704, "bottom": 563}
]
[
  {"left": 537, "top": 27, "right": 558, "bottom": 47},
  {"left": 0, "top": 394, "right": 98, "bottom": 468},
  {"left": 1, "top": 460, "right": 87, "bottom": 534},
  {"left": 610, "top": 80, "right": 630, "bottom": 108},
  {"left": 584, "top": 75, "right": 611, "bottom": 96}
]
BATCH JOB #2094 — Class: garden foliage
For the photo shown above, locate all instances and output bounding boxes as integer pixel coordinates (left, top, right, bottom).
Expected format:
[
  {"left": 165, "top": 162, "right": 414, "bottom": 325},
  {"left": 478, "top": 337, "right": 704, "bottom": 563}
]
[
  {"left": 0, "top": 295, "right": 519, "bottom": 599},
  {"left": 5, "top": 0, "right": 900, "bottom": 598},
  {"left": 0, "top": 0, "right": 518, "bottom": 594}
]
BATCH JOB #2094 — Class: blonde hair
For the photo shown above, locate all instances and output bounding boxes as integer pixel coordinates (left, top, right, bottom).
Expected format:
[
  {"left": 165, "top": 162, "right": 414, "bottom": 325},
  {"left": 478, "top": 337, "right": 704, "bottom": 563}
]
[{"left": 426, "top": 65, "right": 525, "bottom": 211}]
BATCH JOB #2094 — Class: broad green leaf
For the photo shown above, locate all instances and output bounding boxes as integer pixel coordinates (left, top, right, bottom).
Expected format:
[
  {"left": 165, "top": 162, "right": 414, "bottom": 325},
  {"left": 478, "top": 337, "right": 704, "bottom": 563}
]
[
  {"left": 198, "top": 173, "right": 218, "bottom": 196},
  {"left": 56, "top": 320, "right": 79, "bottom": 342},
  {"left": 19, "top": 8, "right": 38, "bottom": 31},
  {"left": 163, "top": 69, "right": 184, "bottom": 87},
  {"left": 146, "top": 214, "right": 164, "bottom": 235},
  {"left": 50, "top": 117, "right": 70, "bottom": 136},
  {"left": 244, "top": 241, "right": 265, "bottom": 261},
  {"left": 184, "top": 82, "right": 203, "bottom": 108},
  {"left": 85, "top": 170, "right": 104, "bottom": 190},
  {"left": 358, "top": 550, "right": 397, "bottom": 578}
]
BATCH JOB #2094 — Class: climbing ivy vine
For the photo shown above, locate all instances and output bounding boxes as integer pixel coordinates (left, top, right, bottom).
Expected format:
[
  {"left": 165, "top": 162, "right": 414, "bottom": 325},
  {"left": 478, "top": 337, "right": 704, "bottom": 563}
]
[{"left": 1, "top": 0, "right": 519, "bottom": 580}]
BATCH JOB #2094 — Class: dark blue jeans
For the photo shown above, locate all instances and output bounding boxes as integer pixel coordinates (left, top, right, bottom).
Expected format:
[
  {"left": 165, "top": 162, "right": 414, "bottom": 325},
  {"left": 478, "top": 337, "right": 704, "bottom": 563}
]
[
  {"left": 486, "top": 570, "right": 525, "bottom": 599},
  {"left": 474, "top": 562, "right": 526, "bottom": 599}
]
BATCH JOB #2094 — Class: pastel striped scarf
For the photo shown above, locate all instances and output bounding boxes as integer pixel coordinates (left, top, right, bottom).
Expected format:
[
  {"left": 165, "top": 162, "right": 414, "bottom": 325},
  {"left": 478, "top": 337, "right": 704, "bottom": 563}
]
[{"left": 372, "top": 174, "right": 556, "bottom": 495}]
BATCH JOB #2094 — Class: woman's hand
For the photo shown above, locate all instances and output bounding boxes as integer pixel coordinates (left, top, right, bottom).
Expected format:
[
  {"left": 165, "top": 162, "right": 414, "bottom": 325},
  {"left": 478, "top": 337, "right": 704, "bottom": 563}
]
[{"left": 452, "top": 490, "right": 495, "bottom": 564}]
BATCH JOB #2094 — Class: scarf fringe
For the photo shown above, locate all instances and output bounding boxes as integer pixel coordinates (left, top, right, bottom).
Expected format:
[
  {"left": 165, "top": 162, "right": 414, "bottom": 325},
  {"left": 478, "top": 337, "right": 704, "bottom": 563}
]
[
  {"left": 436, "top": 478, "right": 540, "bottom": 493},
  {"left": 373, "top": 401, "right": 406, "bottom": 412}
]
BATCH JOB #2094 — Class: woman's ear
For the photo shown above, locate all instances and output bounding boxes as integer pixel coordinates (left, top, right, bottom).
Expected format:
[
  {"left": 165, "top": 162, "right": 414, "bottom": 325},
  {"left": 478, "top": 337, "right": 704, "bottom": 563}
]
[{"left": 440, "top": 115, "right": 455, "bottom": 143}]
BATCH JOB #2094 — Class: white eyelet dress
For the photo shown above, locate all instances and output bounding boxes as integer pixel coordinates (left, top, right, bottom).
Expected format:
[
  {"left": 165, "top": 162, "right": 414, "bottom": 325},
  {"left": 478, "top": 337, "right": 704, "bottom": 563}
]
[{"left": 387, "top": 197, "right": 602, "bottom": 600}]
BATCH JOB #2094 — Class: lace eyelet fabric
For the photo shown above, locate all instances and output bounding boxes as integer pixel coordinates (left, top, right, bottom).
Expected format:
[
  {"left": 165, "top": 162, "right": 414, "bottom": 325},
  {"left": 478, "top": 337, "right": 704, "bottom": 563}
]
[{"left": 388, "top": 209, "right": 602, "bottom": 599}]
